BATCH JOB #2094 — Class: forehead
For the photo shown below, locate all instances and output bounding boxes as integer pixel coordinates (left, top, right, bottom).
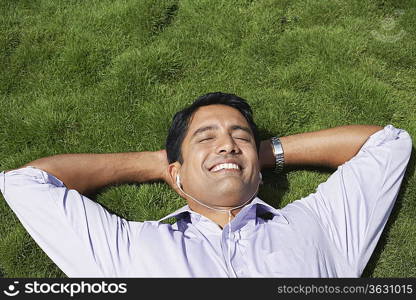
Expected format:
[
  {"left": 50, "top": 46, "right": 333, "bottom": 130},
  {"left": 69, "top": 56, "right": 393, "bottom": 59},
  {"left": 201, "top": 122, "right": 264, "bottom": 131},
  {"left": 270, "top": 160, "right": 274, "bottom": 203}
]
[{"left": 187, "top": 104, "right": 248, "bottom": 130}]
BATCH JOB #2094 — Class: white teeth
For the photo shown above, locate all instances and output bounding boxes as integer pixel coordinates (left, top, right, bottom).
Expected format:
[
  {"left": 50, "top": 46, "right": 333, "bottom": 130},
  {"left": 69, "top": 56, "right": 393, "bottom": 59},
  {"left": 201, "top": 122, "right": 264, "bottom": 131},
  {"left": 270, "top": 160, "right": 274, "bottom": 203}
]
[{"left": 211, "top": 163, "right": 240, "bottom": 172}]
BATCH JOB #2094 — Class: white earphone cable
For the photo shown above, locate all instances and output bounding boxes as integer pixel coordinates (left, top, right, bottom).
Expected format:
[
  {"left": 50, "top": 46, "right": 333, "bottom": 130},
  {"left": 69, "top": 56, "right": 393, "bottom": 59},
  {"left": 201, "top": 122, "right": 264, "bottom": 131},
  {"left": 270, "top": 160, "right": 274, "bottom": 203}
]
[
  {"left": 176, "top": 172, "right": 262, "bottom": 277},
  {"left": 176, "top": 173, "right": 261, "bottom": 214}
]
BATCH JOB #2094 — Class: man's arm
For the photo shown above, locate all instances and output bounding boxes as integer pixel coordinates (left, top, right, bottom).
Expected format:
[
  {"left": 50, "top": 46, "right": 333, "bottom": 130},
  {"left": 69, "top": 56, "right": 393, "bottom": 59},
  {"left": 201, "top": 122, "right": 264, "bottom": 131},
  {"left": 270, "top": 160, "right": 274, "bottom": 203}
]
[
  {"left": 272, "top": 124, "right": 412, "bottom": 275},
  {"left": 1, "top": 152, "right": 160, "bottom": 276},
  {"left": 259, "top": 125, "right": 384, "bottom": 170},
  {"left": 8, "top": 150, "right": 169, "bottom": 195}
]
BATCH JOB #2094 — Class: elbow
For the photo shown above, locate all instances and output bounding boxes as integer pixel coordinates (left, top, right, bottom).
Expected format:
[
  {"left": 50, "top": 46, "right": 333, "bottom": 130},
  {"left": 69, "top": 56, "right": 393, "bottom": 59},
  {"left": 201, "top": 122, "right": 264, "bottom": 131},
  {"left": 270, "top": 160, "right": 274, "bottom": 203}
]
[
  {"left": 394, "top": 130, "right": 413, "bottom": 175},
  {"left": 400, "top": 129, "right": 413, "bottom": 159}
]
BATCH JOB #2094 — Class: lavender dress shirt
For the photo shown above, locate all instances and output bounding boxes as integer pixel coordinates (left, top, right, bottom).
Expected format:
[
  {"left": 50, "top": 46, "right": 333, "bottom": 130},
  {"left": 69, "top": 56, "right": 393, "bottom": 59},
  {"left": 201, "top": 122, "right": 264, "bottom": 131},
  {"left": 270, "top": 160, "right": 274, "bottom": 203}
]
[{"left": 0, "top": 125, "right": 412, "bottom": 277}]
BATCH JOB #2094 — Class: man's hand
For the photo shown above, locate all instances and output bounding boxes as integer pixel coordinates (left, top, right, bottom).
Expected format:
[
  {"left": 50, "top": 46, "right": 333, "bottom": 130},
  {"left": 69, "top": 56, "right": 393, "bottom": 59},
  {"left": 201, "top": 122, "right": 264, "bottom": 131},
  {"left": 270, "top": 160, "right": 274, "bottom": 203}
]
[{"left": 259, "top": 140, "right": 275, "bottom": 170}]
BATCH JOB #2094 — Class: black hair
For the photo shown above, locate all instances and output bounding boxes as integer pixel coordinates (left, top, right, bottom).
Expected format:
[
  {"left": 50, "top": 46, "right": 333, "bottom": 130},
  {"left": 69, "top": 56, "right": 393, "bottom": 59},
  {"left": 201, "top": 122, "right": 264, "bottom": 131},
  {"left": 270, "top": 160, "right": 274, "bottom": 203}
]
[{"left": 166, "top": 92, "right": 260, "bottom": 164}]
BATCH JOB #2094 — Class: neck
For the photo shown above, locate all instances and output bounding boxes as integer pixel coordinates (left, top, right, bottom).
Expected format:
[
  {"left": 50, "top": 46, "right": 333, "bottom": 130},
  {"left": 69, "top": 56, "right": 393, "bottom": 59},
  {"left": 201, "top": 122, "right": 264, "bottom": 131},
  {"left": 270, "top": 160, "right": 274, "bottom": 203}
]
[
  {"left": 188, "top": 201, "right": 249, "bottom": 228},
  {"left": 176, "top": 178, "right": 261, "bottom": 229}
]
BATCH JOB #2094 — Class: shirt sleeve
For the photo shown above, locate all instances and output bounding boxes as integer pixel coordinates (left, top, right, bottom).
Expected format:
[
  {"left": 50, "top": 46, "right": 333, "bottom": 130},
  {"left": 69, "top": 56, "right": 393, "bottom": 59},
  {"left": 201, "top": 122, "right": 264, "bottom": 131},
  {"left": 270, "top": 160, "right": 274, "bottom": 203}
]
[
  {"left": 0, "top": 166, "right": 143, "bottom": 277},
  {"left": 298, "top": 124, "right": 412, "bottom": 275}
]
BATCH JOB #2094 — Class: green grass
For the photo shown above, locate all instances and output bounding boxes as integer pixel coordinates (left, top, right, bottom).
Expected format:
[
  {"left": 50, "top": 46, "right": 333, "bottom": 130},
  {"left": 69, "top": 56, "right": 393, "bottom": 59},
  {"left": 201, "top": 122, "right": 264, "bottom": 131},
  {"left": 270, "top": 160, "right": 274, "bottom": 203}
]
[{"left": 0, "top": 0, "right": 415, "bottom": 277}]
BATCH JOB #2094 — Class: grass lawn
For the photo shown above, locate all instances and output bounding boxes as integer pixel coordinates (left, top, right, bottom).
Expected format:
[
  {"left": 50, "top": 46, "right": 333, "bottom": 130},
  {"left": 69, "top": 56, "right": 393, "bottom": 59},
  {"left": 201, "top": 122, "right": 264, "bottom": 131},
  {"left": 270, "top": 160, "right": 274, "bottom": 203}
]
[{"left": 0, "top": 0, "right": 415, "bottom": 277}]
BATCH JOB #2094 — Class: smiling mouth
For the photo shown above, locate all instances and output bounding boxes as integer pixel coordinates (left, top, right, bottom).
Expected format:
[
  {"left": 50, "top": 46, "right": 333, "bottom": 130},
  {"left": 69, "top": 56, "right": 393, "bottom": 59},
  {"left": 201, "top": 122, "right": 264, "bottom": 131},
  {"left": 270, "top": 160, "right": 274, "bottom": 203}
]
[{"left": 210, "top": 163, "right": 241, "bottom": 173}]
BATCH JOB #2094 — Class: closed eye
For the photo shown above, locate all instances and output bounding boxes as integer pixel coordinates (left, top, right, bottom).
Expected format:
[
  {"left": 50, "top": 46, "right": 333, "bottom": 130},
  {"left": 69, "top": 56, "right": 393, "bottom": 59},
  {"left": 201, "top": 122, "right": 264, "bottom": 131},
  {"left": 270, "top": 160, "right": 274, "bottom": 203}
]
[
  {"left": 199, "top": 137, "right": 213, "bottom": 142},
  {"left": 235, "top": 137, "right": 250, "bottom": 141}
]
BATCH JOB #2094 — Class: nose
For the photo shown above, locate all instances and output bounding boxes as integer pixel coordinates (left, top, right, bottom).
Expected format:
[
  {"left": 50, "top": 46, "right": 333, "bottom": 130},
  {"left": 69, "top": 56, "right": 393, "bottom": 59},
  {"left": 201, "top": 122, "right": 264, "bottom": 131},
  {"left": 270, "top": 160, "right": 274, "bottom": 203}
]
[{"left": 216, "top": 134, "right": 241, "bottom": 155}]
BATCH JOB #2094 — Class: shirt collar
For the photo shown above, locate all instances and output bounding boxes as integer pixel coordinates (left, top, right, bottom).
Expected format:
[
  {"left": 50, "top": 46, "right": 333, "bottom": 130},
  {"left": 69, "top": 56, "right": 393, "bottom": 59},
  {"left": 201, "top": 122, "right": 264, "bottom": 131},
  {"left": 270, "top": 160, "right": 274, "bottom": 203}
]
[
  {"left": 158, "top": 197, "right": 288, "bottom": 225},
  {"left": 158, "top": 205, "right": 191, "bottom": 223}
]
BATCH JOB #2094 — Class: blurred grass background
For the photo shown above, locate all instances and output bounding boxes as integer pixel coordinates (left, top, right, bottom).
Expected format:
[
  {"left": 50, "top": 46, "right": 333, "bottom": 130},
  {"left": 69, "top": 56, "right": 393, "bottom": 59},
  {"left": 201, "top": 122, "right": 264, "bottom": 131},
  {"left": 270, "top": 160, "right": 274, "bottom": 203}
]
[{"left": 0, "top": 0, "right": 415, "bottom": 277}]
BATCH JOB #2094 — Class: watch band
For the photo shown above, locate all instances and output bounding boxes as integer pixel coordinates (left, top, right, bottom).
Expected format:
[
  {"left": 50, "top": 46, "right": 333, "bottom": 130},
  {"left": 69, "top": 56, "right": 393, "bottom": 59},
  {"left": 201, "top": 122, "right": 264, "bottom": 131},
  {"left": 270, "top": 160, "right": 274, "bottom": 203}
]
[{"left": 270, "top": 137, "right": 285, "bottom": 174}]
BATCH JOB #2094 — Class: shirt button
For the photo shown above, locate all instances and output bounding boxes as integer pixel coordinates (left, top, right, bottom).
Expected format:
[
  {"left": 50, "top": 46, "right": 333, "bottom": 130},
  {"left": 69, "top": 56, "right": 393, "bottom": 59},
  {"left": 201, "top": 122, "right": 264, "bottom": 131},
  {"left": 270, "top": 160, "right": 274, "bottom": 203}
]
[{"left": 233, "top": 232, "right": 240, "bottom": 240}]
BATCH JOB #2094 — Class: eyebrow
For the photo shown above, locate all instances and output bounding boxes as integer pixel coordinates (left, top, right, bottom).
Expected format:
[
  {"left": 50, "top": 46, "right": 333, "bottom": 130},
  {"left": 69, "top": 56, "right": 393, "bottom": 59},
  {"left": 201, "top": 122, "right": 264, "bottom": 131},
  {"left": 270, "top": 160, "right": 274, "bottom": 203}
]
[{"left": 191, "top": 125, "right": 252, "bottom": 139}]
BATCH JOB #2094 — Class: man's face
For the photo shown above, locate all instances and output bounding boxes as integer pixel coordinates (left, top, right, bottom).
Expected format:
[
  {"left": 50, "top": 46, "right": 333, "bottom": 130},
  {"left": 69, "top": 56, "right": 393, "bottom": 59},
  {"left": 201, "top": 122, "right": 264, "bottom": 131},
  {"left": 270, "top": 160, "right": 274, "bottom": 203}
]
[{"left": 172, "top": 104, "right": 260, "bottom": 208}]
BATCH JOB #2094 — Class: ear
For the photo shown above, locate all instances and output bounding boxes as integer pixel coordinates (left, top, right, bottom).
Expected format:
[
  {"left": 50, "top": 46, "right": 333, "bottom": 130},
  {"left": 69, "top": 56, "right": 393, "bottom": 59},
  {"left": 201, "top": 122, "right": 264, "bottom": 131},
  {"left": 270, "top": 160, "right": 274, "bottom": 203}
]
[
  {"left": 168, "top": 161, "right": 182, "bottom": 187},
  {"left": 168, "top": 161, "right": 187, "bottom": 198}
]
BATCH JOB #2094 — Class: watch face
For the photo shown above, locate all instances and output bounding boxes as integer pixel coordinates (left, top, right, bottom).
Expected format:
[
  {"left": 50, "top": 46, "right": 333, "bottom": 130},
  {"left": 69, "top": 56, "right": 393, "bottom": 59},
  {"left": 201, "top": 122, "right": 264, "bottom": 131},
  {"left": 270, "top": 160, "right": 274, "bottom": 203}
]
[
  {"left": 272, "top": 138, "right": 283, "bottom": 153},
  {"left": 271, "top": 138, "right": 284, "bottom": 173}
]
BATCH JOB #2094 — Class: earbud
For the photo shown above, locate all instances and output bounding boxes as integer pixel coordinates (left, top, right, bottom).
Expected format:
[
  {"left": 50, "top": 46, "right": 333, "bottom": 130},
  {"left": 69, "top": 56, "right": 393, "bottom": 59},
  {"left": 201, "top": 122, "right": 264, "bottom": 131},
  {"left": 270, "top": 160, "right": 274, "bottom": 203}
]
[
  {"left": 259, "top": 172, "right": 262, "bottom": 180},
  {"left": 176, "top": 174, "right": 181, "bottom": 189}
]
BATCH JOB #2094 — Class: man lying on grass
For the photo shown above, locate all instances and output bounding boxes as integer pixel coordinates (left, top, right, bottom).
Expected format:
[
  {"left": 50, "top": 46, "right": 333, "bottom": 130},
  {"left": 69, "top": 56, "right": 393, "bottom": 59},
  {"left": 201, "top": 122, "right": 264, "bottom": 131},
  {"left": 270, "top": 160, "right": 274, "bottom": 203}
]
[{"left": 0, "top": 92, "right": 412, "bottom": 277}]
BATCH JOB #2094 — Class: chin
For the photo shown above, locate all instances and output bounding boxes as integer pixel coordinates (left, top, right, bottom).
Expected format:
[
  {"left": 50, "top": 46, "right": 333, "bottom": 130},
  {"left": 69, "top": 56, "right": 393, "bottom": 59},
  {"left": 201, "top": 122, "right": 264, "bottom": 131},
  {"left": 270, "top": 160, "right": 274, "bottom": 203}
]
[
  {"left": 209, "top": 187, "right": 253, "bottom": 207},
  {"left": 193, "top": 179, "right": 257, "bottom": 207}
]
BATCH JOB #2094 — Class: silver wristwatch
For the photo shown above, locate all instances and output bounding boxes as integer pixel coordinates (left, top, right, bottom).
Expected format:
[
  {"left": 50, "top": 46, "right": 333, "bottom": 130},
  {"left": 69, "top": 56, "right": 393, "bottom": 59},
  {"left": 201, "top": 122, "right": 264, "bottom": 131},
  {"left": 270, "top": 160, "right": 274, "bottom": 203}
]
[{"left": 270, "top": 137, "right": 285, "bottom": 174}]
